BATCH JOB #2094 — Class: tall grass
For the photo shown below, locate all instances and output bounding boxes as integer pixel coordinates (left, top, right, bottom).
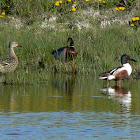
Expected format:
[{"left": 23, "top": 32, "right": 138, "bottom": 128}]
[
  {"left": 0, "top": 24, "right": 139, "bottom": 79},
  {"left": 0, "top": 0, "right": 139, "bottom": 84}
]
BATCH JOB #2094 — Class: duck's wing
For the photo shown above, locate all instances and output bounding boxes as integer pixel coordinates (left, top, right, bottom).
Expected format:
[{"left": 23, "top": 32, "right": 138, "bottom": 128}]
[
  {"left": 0, "top": 58, "right": 14, "bottom": 67},
  {"left": 50, "top": 47, "right": 66, "bottom": 56},
  {"left": 50, "top": 47, "right": 68, "bottom": 61},
  {"left": 99, "top": 66, "right": 123, "bottom": 80}
]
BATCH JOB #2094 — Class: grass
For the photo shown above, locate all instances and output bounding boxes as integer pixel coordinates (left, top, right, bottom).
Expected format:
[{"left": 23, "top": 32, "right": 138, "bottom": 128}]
[{"left": 0, "top": 0, "right": 139, "bottom": 84}]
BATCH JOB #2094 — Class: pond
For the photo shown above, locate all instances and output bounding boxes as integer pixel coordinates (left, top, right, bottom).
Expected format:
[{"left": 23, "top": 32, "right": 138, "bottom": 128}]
[{"left": 0, "top": 73, "right": 140, "bottom": 139}]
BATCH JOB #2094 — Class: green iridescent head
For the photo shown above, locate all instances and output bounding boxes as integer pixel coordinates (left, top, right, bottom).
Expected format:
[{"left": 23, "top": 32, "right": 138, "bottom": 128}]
[
  {"left": 121, "top": 54, "right": 136, "bottom": 64},
  {"left": 67, "top": 37, "right": 74, "bottom": 46}
]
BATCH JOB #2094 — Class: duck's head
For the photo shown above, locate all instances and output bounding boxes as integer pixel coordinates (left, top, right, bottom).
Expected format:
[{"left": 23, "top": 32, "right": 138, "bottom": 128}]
[
  {"left": 121, "top": 54, "right": 137, "bottom": 64},
  {"left": 9, "top": 41, "right": 22, "bottom": 48},
  {"left": 67, "top": 37, "right": 74, "bottom": 47}
]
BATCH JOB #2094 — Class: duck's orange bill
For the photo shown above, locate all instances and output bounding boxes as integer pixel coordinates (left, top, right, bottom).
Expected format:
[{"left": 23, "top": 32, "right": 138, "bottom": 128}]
[{"left": 17, "top": 45, "right": 22, "bottom": 48}]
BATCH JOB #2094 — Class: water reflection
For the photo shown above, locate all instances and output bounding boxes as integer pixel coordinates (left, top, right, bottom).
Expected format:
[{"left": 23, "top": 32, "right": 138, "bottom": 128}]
[
  {"left": 0, "top": 75, "right": 139, "bottom": 139},
  {"left": 0, "top": 74, "right": 77, "bottom": 112},
  {"left": 0, "top": 74, "right": 139, "bottom": 114},
  {"left": 101, "top": 86, "right": 131, "bottom": 112},
  {"left": 52, "top": 74, "right": 76, "bottom": 95}
]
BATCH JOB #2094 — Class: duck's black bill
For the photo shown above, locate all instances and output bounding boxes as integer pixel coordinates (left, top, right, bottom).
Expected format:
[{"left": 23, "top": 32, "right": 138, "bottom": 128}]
[{"left": 130, "top": 58, "right": 137, "bottom": 62}]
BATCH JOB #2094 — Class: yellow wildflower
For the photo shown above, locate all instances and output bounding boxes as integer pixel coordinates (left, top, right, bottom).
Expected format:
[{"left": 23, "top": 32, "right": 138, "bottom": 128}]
[
  {"left": 132, "top": 16, "right": 140, "bottom": 21},
  {"left": 102, "top": 1, "right": 106, "bottom": 4},
  {"left": 132, "top": 17, "right": 136, "bottom": 21},
  {"left": 72, "top": 7, "right": 76, "bottom": 12},
  {"left": 86, "top": 0, "right": 89, "bottom": 2},
  {"left": 73, "top": 2, "right": 76, "bottom": 4},
  {"left": 7, "top": 6, "right": 10, "bottom": 8},
  {"left": 121, "top": 7, "right": 125, "bottom": 10},
  {"left": 0, "top": 15, "right": 3, "bottom": 18},
  {"left": 67, "top": 0, "right": 71, "bottom": 2},
  {"left": 135, "top": 16, "right": 140, "bottom": 21},
  {"left": 119, "top": 7, "right": 125, "bottom": 10},
  {"left": 2, "top": 12, "right": 5, "bottom": 15},
  {"left": 98, "top": 0, "right": 102, "bottom": 2},
  {"left": 119, "top": 7, "right": 122, "bottom": 10},
  {"left": 55, "top": 1, "right": 60, "bottom": 6},
  {"left": 59, "top": 0, "right": 62, "bottom": 4},
  {"left": 130, "top": 23, "right": 134, "bottom": 27},
  {"left": 115, "top": 7, "right": 119, "bottom": 11}
]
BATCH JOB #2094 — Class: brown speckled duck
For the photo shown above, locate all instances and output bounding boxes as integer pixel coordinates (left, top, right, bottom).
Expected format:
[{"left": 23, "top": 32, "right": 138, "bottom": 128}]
[{"left": 0, "top": 41, "right": 22, "bottom": 73}]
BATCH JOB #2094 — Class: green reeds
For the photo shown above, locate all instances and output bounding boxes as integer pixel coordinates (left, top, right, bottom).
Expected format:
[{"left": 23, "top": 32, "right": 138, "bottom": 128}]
[{"left": 0, "top": 23, "right": 139, "bottom": 84}]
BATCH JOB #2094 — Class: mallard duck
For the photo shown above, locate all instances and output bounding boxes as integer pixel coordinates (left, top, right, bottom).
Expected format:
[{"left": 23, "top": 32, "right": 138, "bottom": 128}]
[
  {"left": 50, "top": 37, "right": 78, "bottom": 68},
  {"left": 99, "top": 54, "right": 136, "bottom": 86},
  {"left": 0, "top": 41, "right": 22, "bottom": 73}
]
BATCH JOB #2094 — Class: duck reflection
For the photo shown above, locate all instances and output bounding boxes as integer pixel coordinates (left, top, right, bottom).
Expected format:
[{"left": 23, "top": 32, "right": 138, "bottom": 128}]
[
  {"left": 101, "top": 86, "right": 131, "bottom": 111},
  {"left": 52, "top": 74, "right": 76, "bottom": 95}
]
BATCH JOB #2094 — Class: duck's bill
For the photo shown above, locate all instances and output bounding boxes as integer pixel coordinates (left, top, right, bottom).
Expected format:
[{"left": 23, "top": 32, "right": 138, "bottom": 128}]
[
  {"left": 130, "top": 58, "right": 137, "bottom": 62},
  {"left": 17, "top": 45, "right": 22, "bottom": 48},
  {"left": 68, "top": 41, "right": 70, "bottom": 46}
]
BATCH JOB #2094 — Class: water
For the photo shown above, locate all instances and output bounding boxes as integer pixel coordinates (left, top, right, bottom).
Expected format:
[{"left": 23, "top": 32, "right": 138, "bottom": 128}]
[{"left": 0, "top": 74, "right": 140, "bottom": 140}]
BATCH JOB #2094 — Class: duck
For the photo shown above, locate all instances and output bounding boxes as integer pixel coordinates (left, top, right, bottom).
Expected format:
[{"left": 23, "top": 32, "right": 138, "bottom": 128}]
[
  {"left": 0, "top": 41, "right": 22, "bottom": 73},
  {"left": 50, "top": 37, "right": 78, "bottom": 68},
  {"left": 99, "top": 54, "right": 137, "bottom": 86}
]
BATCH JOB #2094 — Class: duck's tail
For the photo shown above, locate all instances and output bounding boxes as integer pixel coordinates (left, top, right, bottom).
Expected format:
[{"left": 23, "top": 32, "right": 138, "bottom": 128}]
[{"left": 99, "top": 76, "right": 108, "bottom": 80}]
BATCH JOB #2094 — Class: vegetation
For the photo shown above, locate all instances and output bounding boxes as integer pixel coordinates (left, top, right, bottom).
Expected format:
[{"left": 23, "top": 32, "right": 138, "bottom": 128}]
[{"left": 0, "top": 0, "right": 139, "bottom": 84}]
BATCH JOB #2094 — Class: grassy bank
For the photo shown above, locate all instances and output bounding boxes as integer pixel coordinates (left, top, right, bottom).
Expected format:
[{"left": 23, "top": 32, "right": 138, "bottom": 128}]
[{"left": 0, "top": 0, "right": 139, "bottom": 84}]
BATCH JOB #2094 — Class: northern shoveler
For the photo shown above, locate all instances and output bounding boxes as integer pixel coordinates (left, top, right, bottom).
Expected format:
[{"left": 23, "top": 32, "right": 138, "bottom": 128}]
[
  {"left": 50, "top": 37, "right": 78, "bottom": 68},
  {"left": 99, "top": 54, "right": 137, "bottom": 86},
  {"left": 0, "top": 41, "right": 22, "bottom": 73}
]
